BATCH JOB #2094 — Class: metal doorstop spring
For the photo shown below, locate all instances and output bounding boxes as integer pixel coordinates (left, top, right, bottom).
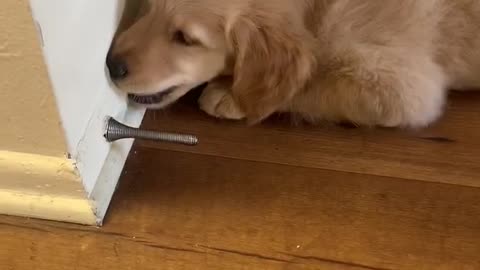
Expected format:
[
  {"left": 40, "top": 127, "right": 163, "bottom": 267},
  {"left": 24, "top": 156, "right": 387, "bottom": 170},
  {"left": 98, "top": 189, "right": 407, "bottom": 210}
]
[{"left": 104, "top": 117, "right": 198, "bottom": 146}]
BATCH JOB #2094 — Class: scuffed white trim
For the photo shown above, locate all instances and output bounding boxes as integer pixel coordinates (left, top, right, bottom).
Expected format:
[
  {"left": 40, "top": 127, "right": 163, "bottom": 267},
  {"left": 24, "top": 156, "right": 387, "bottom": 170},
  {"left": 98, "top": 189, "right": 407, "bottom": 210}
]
[{"left": 87, "top": 104, "right": 145, "bottom": 225}]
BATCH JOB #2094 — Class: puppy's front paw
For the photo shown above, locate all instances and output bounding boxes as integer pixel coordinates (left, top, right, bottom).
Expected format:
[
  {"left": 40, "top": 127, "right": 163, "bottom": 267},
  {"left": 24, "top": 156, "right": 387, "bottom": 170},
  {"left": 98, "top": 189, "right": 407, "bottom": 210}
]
[{"left": 198, "top": 86, "right": 245, "bottom": 120}]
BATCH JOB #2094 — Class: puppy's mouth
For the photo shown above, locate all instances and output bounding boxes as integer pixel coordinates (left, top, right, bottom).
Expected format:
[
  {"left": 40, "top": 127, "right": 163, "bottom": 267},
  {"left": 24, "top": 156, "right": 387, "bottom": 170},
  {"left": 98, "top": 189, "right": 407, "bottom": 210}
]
[{"left": 128, "top": 87, "right": 176, "bottom": 105}]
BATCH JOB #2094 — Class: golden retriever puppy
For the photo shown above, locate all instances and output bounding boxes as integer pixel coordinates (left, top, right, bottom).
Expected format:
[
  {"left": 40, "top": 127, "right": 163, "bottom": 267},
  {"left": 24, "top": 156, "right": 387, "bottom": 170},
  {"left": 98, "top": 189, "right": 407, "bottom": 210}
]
[{"left": 107, "top": 0, "right": 480, "bottom": 127}]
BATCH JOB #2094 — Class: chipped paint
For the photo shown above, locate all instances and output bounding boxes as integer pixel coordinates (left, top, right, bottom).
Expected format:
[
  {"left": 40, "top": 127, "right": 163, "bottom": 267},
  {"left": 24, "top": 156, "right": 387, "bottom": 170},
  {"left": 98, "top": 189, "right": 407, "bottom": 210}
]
[{"left": 0, "top": 150, "right": 96, "bottom": 225}]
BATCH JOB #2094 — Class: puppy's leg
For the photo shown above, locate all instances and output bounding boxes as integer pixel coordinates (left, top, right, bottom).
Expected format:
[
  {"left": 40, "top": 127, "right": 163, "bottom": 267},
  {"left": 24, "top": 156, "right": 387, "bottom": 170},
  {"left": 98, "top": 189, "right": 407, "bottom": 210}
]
[
  {"left": 199, "top": 77, "right": 246, "bottom": 120},
  {"left": 290, "top": 55, "right": 448, "bottom": 128}
]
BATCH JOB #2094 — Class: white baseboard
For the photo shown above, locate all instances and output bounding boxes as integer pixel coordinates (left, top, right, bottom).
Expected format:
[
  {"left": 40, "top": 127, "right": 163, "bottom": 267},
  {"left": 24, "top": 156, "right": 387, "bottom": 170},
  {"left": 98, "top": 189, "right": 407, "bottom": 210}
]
[{"left": 88, "top": 106, "right": 145, "bottom": 225}]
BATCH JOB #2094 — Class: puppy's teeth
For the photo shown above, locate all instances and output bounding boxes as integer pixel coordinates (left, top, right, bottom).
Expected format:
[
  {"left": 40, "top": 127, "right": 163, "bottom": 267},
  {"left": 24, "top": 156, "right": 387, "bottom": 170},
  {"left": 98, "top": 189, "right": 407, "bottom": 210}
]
[{"left": 127, "top": 88, "right": 175, "bottom": 105}]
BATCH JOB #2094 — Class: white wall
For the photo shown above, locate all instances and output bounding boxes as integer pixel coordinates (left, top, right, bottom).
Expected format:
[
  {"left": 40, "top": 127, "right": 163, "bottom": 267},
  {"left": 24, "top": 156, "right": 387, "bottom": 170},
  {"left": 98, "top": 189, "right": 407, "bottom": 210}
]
[
  {"left": 29, "top": 0, "right": 124, "bottom": 154},
  {"left": 29, "top": 0, "right": 145, "bottom": 223}
]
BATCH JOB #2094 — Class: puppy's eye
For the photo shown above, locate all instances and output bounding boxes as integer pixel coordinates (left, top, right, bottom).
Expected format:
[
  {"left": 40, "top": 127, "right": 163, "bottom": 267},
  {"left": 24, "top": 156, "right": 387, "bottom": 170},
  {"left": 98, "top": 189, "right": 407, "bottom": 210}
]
[{"left": 173, "top": 30, "right": 195, "bottom": 46}]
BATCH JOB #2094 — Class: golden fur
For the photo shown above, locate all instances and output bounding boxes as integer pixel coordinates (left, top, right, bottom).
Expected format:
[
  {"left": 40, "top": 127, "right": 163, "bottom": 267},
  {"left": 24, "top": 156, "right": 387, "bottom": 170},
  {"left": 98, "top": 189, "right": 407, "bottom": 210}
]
[{"left": 109, "top": 0, "right": 480, "bottom": 127}]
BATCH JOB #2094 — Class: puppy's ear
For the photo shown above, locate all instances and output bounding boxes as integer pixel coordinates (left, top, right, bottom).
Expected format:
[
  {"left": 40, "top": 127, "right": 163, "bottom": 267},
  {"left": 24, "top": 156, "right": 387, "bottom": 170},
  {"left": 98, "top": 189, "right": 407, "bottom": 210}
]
[{"left": 229, "top": 13, "right": 316, "bottom": 124}]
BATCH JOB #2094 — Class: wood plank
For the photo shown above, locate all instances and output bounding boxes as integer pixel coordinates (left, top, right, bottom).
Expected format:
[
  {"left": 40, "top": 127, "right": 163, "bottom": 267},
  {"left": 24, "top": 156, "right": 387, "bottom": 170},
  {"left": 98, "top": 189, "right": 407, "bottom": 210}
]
[
  {"left": 139, "top": 91, "right": 480, "bottom": 187},
  {"left": 2, "top": 148, "right": 480, "bottom": 269}
]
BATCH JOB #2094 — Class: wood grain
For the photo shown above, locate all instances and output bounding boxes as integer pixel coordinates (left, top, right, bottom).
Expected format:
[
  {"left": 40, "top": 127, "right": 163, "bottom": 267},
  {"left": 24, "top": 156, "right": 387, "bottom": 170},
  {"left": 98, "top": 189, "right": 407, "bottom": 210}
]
[
  {"left": 140, "top": 91, "right": 480, "bottom": 187},
  {"left": 2, "top": 149, "right": 480, "bottom": 270},
  {"left": 1, "top": 91, "right": 480, "bottom": 269}
]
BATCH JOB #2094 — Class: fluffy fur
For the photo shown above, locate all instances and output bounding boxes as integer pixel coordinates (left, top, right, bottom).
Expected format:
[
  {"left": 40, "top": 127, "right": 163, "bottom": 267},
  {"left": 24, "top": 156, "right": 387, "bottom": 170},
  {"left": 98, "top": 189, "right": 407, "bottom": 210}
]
[{"left": 108, "top": 0, "right": 480, "bottom": 127}]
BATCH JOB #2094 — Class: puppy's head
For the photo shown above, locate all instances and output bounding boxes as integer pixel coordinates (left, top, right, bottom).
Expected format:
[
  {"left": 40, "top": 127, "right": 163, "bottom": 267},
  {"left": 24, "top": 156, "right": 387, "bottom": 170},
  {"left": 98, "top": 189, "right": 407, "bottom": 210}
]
[
  {"left": 108, "top": 0, "right": 229, "bottom": 108},
  {"left": 108, "top": 0, "right": 315, "bottom": 122}
]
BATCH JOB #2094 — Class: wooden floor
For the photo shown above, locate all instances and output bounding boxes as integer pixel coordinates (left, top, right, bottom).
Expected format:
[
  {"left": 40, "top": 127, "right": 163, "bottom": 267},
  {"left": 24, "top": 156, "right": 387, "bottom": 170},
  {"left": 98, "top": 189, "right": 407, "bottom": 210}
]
[{"left": 2, "top": 91, "right": 480, "bottom": 270}]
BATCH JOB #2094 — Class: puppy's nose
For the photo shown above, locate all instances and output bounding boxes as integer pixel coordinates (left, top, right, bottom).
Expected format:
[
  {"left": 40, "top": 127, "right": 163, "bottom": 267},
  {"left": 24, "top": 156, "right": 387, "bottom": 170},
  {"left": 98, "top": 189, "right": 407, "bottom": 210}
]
[{"left": 106, "top": 55, "right": 129, "bottom": 80}]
